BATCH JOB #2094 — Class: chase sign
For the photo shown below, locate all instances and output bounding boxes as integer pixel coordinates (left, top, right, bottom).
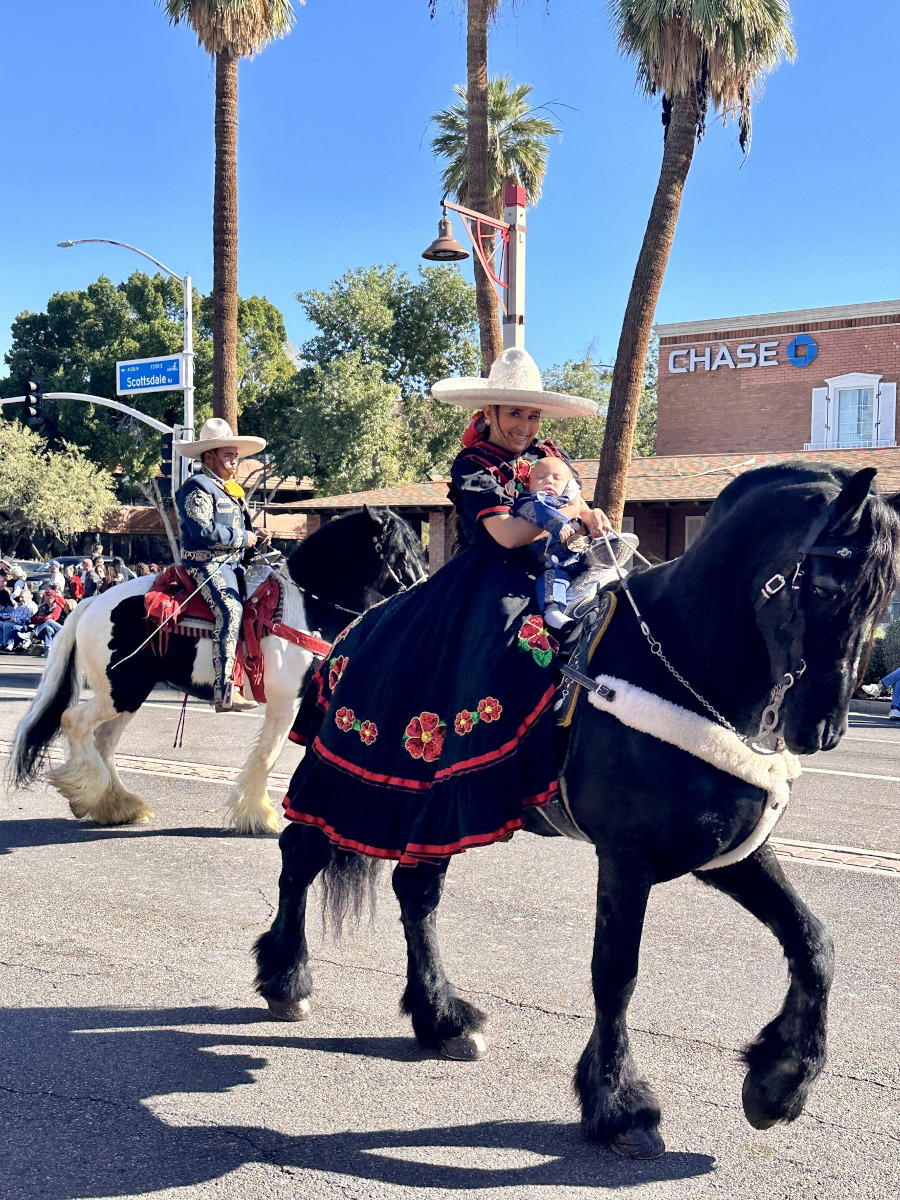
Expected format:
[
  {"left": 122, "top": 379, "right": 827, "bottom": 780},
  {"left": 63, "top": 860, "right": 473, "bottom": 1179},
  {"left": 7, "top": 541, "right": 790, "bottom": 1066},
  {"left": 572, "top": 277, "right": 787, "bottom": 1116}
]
[{"left": 668, "top": 334, "right": 818, "bottom": 374}]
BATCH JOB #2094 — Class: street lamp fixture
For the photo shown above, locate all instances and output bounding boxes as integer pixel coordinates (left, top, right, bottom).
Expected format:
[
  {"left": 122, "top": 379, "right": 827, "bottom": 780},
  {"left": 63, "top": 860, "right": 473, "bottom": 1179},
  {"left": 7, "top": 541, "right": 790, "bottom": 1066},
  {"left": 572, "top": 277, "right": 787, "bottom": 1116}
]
[
  {"left": 422, "top": 185, "right": 527, "bottom": 350},
  {"left": 421, "top": 216, "right": 469, "bottom": 262},
  {"left": 58, "top": 236, "right": 195, "bottom": 486}
]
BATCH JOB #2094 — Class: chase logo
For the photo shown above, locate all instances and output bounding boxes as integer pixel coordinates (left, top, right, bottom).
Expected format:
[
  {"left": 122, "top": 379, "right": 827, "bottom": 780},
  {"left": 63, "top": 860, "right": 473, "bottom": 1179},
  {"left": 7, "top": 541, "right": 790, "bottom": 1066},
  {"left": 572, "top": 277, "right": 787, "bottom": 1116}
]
[{"left": 786, "top": 334, "right": 818, "bottom": 367}]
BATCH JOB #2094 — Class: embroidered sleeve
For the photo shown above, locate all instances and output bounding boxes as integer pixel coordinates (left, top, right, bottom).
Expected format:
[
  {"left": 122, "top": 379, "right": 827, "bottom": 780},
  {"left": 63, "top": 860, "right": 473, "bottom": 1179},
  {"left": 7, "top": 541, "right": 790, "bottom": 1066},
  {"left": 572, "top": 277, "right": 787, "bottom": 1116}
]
[
  {"left": 449, "top": 454, "right": 513, "bottom": 543},
  {"left": 185, "top": 488, "right": 214, "bottom": 526}
]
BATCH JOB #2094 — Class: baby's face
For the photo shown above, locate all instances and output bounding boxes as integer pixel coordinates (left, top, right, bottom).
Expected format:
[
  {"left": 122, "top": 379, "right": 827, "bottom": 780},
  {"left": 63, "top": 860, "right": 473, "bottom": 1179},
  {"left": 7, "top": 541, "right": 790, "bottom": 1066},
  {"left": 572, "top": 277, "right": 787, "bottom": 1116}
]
[{"left": 528, "top": 459, "right": 574, "bottom": 497}]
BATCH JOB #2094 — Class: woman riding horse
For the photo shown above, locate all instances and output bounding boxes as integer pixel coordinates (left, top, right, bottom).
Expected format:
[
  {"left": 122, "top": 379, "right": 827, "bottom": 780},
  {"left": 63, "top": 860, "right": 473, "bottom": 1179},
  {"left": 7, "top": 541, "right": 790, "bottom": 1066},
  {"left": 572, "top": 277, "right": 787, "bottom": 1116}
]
[{"left": 277, "top": 347, "right": 609, "bottom": 865}]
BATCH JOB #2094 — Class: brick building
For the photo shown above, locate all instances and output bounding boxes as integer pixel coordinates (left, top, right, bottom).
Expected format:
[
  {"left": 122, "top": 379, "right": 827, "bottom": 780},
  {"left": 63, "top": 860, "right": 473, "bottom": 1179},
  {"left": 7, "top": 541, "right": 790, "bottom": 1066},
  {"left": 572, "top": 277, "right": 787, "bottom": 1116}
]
[
  {"left": 627, "top": 299, "right": 900, "bottom": 564},
  {"left": 655, "top": 299, "right": 900, "bottom": 456}
]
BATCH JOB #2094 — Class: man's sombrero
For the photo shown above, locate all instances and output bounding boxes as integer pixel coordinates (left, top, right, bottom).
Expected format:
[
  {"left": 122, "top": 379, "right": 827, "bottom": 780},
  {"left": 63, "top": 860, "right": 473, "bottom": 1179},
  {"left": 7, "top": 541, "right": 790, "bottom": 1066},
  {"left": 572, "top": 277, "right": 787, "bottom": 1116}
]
[
  {"left": 173, "top": 418, "right": 266, "bottom": 460},
  {"left": 432, "top": 347, "right": 598, "bottom": 419}
]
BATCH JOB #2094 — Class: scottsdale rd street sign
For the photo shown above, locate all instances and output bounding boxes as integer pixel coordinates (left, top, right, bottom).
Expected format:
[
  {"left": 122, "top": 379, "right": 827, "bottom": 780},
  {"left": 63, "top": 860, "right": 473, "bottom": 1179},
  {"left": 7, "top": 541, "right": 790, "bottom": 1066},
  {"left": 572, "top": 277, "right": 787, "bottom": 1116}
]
[{"left": 116, "top": 354, "right": 186, "bottom": 396}]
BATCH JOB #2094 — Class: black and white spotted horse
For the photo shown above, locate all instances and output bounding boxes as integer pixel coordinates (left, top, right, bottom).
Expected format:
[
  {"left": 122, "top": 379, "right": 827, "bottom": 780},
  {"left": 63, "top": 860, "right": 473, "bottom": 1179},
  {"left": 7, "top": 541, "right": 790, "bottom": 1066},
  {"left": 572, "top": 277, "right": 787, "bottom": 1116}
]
[{"left": 11, "top": 508, "right": 427, "bottom": 834}]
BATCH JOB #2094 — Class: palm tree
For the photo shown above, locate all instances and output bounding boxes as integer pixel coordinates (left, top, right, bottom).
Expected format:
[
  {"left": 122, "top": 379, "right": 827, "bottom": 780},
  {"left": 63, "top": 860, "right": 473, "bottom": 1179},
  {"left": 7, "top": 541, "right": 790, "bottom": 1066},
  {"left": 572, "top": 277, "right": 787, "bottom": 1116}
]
[
  {"left": 431, "top": 74, "right": 562, "bottom": 372},
  {"left": 594, "top": 0, "right": 795, "bottom": 526},
  {"left": 160, "top": 0, "right": 297, "bottom": 432}
]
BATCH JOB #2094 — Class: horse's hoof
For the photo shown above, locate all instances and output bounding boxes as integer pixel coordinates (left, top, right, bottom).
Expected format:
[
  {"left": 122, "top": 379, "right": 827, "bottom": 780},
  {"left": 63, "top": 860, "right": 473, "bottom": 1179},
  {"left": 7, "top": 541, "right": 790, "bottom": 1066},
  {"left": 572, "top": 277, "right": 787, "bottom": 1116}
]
[
  {"left": 266, "top": 997, "right": 310, "bottom": 1022},
  {"left": 742, "top": 1075, "right": 778, "bottom": 1129},
  {"left": 608, "top": 1128, "right": 666, "bottom": 1160},
  {"left": 440, "top": 1032, "right": 488, "bottom": 1061}
]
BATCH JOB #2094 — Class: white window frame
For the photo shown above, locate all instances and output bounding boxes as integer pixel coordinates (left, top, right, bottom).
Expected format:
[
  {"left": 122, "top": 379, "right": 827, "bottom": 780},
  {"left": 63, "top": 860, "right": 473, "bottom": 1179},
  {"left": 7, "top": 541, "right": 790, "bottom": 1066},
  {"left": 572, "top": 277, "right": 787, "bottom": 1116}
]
[
  {"left": 684, "top": 515, "right": 706, "bottom": 550},
  {"left": 806, "top": 371, "right": 897, "bottom": 450}
]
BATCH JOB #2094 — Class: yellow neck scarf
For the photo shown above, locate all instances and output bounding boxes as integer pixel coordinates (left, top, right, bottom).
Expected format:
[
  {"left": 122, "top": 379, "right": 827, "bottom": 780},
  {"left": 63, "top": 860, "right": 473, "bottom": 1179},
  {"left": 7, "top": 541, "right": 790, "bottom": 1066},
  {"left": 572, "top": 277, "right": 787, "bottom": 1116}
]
[{"left": 223, "top": 480, "right": 245, "bottom": 499}]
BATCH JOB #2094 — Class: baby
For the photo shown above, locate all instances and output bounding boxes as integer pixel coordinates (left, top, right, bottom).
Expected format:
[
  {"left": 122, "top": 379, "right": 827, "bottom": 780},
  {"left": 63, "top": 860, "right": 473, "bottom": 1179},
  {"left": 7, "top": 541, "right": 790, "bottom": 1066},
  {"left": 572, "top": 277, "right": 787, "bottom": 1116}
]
[{"left": 512, "top": 457, "right": 590, "bottom": 629}]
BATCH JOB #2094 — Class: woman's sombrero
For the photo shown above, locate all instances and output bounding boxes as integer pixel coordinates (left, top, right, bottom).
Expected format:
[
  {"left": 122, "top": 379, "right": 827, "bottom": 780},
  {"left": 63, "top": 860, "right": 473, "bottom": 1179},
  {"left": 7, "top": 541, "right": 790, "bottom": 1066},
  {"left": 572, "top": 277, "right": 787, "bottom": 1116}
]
[
  {"left": 173, "top": 417, "right": 266, "bottom": 460},
  {"left": 432, "top": 347, "right": 598, "bottom": 419}
]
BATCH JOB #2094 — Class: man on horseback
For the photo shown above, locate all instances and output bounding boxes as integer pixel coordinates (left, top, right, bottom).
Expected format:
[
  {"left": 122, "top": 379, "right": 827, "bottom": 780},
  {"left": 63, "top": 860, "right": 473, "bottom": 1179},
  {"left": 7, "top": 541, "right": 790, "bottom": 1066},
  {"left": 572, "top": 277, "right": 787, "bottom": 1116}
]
[{"left": 173, "top": 418, "right": 271, "bottom": 713}]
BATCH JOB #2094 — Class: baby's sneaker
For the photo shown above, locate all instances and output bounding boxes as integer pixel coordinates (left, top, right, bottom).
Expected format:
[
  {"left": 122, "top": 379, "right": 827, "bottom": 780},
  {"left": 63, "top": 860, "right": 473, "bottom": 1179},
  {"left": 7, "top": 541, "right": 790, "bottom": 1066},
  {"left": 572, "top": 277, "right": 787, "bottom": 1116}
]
[{"left": 544, "top": 605, "right": 573, "bottom": 630}]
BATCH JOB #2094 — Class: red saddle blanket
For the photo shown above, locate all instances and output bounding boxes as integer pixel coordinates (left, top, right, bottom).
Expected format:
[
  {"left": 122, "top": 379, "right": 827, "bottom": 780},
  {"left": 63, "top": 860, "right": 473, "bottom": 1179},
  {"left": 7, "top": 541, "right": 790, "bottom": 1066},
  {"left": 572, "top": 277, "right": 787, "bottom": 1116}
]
[{"left": 144, "top": 564, "right": 330, "bottom": 702}]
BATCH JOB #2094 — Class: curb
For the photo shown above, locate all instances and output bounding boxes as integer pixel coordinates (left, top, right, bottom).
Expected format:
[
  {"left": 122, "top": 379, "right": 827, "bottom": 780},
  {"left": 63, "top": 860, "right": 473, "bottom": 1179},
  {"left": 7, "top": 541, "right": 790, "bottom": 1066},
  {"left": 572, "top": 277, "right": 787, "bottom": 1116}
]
[{"left": 849, "top": 698, "right": 892, "bottom": 717}]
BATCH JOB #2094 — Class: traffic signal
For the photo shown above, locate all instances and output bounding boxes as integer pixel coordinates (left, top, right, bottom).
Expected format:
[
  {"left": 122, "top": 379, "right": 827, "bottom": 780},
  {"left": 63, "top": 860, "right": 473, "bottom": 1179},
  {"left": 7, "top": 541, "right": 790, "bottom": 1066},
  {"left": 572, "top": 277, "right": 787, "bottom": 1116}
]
[
  {"left": 159, "top": 433, "right": 174, "bottom": 493},
  {"left": 23, "top": 377, "right": 43, "bottom": 425}
]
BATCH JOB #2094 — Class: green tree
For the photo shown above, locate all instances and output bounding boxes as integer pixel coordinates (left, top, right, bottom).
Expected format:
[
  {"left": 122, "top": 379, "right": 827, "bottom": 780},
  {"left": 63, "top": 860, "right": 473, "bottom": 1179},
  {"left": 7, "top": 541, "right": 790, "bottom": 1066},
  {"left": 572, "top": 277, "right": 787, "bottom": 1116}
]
[
  {"left": 159, "top": 0, "right": 298, "bottom": 431},
  {"left": 431, "top": 71, "right": 562, "bottom": 373},
  {"left": 0, "top": 422, "right": 116, "bottom": 557},
  {"left": 274, "top": 353, "right": 408, "bottom": 496},
  {"left": 595, "top": 0, "right": 795, "bottom": 526},
  {"left": 266, "top": 264, "right": 479, "bottom": 486},
  {"left": 539, "top": 356, "right": 611, "bottom": 460},
  {"left": 2, "top": 271, "right": 294, "bottom": 556}
]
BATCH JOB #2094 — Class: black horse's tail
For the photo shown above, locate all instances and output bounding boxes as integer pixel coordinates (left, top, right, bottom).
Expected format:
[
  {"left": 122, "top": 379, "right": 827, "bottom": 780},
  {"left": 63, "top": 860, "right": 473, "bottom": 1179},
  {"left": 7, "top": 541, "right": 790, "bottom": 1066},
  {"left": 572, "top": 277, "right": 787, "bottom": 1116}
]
[
  {"left": 10, "top": 600, "right": 86, "bottom": 786},
  {"left": 320, "top": 848, "right": 384, "bottom": 935}
]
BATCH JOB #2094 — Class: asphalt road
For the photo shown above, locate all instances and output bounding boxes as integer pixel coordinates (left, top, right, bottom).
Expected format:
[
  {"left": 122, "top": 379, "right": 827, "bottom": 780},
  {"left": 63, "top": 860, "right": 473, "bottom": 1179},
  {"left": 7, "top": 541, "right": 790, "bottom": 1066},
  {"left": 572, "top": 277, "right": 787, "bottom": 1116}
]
[{"left": 0, "top": 658, "right": 897, "bottom": 1200}]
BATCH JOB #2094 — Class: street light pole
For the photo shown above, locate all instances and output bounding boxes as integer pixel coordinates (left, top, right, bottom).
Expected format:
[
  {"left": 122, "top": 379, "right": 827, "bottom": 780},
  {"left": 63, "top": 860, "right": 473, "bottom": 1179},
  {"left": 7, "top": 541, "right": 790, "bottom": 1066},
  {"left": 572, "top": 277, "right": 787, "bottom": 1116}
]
[
  {"left": 57, "top": 238, "right": 195, "bottom": 486},
  {"left": 422, "top": 184, "right": 527, "bottom": 351}
]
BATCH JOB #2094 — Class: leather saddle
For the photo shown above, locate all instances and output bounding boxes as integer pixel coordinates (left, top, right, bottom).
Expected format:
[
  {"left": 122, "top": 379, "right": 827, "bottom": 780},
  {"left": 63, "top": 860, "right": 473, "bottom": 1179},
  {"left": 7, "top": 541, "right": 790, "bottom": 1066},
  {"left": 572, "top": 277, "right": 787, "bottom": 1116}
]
[{"left": 144, "top": 564, "right": 283, "bottom": 702}]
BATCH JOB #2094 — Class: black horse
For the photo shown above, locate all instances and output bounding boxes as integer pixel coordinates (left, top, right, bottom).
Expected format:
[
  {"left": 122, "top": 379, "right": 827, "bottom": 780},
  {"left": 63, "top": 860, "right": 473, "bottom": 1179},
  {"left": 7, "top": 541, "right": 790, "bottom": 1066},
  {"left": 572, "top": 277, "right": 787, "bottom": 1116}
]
[
  {"left": 12, "top": 506, "right": 427, "bottom": 834},
  {"left": 252, "top": 463, "right": 900, "bottom": 1157}
]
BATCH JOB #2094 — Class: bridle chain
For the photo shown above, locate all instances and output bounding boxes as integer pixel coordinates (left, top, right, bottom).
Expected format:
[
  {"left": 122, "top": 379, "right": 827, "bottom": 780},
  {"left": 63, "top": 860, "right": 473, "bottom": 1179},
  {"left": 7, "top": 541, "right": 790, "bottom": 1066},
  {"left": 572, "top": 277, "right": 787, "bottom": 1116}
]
[{"left": 598, "top": 529, "right": 806, "bottom": 756}]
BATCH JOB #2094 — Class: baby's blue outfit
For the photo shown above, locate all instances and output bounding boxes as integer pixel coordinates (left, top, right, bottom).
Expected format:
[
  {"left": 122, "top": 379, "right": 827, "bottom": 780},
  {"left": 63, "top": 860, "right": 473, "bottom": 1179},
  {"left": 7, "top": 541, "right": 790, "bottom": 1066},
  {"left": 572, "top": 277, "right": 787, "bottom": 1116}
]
[{"left": 512, "top": 482, "right": 587, "bottom": 615}]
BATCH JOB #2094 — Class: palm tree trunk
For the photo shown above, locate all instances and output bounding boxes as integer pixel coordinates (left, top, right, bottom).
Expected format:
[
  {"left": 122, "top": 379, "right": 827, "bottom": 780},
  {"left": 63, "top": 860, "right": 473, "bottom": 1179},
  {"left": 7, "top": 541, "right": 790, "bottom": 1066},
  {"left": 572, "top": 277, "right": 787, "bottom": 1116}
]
[
  {"left": 593, "top": 94, "right": 699, "bottom": 525},
  {"left": 214, "top": 52, "right": 239, "bottom": 432},
  {"left": 467, "top": 0, "right": 503, "bottom": 373}
]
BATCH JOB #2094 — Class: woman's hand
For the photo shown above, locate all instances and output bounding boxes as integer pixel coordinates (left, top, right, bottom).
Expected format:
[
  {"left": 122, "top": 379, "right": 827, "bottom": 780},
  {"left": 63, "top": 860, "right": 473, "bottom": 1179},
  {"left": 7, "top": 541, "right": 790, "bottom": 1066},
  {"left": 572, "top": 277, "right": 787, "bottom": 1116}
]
[{"left": 579, "top": 506, "right": 613, "bottom": 537}]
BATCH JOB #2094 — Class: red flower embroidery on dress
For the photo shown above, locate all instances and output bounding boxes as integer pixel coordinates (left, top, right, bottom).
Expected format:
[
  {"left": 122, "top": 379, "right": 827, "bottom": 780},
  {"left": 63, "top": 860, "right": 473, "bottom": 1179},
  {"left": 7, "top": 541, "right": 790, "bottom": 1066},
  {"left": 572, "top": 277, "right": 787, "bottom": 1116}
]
[
  {"left": 404, "top": 711, "right": 445, "bottom": 762},
  {"left": 328, "top": 655, "right": 348, "bottom": 692},
  {"left": 513, "top": 458, "right": 533, "bottom": 491},
  {"left": 334, "top": 706, "right": 355, "bottom": 732},
  {"left": 358, "top": 720, "right": 378, "bottom": 746},
  {"left": 454, "top": 710, "right": 474, "bottom": 735},
  {"left": 477, "top": 696, "right": 502, "bottom": 722},
  {"left": 518, "top": 615, "right": 559, "bottom": 666}
]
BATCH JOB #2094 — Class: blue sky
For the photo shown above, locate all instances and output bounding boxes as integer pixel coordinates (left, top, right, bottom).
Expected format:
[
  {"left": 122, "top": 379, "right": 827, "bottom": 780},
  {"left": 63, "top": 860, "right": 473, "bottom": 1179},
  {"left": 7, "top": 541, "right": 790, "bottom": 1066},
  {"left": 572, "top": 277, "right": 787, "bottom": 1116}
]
[{"left": 1, "top": 0, "right": 898, "bottom": 381}]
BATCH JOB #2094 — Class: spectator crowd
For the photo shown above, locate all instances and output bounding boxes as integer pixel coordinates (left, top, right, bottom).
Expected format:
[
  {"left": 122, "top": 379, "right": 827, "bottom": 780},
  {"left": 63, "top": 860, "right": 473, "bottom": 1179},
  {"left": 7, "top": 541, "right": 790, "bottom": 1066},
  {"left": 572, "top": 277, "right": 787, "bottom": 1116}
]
[{"left": 0, "top": 546, "right": 158, "bottom": 658}]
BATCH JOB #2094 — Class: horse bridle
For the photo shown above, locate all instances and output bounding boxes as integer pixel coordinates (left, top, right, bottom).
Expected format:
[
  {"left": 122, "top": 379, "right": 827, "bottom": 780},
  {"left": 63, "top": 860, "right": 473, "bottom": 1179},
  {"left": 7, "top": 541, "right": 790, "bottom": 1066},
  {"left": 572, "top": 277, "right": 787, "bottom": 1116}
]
[
  {"left": 579, "top": 503, "right": 869, "bottom": 756},
  {"left": 750, "top": 497, "right": 869, "bottom": 749}
]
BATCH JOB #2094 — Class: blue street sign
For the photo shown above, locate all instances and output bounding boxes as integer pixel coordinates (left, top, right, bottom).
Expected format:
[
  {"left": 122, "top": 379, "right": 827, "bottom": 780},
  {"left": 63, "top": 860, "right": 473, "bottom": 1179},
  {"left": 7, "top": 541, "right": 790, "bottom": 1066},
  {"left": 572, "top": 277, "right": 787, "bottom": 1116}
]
[{"left": 116, "top": 354, "right": 186, "bottom": 395}]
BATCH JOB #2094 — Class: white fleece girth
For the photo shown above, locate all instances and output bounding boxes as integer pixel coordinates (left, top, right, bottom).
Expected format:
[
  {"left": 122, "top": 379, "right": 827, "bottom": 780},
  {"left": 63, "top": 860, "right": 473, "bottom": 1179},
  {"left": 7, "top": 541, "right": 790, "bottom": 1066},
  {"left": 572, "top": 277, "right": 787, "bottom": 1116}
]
[{"left": 585, "top": 674, "right": 802, "bottom": 871}]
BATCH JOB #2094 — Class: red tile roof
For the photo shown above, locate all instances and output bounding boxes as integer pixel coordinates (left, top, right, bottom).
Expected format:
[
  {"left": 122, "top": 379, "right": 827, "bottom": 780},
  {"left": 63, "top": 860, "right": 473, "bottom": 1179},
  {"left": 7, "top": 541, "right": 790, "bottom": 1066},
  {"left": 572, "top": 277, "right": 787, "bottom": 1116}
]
[
  {"left": 288, "top": 481, "right": 453, "bottom": 511},
  {"left": 574, "top": 447, "right": 900, "bottom": 503}
]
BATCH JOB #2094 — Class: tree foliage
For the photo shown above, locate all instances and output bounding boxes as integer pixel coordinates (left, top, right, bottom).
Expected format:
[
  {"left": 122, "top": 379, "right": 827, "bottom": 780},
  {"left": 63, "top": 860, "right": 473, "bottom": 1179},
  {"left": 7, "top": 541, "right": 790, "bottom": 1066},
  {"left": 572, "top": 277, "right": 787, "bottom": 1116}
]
[
  {"left": 540, "top": 341, "right": 657, "bottom": 461},
  {"left": 1, "top": 271, "right": 294, "bottom": 486},
  {"left": 0, "top": 421, "right": 116, "bottom": 555},
  {"left": 266, "top": 264, "right": 480, "bottom": 492}
]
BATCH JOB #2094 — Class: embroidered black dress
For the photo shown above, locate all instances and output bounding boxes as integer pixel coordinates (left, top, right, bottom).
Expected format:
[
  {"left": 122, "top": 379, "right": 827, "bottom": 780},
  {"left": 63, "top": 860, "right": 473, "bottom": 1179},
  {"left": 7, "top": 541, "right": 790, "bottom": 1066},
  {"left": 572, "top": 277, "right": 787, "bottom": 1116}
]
[{"left": 283, "top": 437, "right": 574, "bottom": 864}]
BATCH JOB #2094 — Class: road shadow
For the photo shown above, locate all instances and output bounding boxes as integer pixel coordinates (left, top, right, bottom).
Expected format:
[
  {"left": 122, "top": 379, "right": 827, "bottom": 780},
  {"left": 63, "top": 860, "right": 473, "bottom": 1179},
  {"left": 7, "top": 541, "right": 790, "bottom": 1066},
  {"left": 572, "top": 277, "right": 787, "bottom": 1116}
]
[
  {"left": 0, "top": 817, "right": 241, "bottom": 853},
  {"left": 1, "top": 1004, "right": 715, "bottom": 1198}
]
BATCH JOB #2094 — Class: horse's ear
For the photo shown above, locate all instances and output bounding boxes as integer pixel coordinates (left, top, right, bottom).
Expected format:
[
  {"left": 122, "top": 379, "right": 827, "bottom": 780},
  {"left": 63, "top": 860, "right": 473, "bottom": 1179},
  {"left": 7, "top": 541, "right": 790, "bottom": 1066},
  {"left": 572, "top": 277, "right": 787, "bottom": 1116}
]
[
  {"left": 362, "top": 505, "right": 385, "bottom": 529},
  {"left": 829, "top": 468, "right": 877, "bottom": 535}
]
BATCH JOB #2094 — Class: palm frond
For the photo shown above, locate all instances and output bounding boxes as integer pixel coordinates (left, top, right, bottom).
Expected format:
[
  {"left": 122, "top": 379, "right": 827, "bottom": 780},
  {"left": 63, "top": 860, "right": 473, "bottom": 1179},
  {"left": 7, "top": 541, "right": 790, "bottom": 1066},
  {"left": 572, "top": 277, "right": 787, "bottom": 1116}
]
[
  {"left": 608, "top": 0, "right": 795, "bottom": 150},
  {"left": 158, "top": 0, "right": 299, "bottom": 57},
  {"left": 429, "top": 73, "right": 563, "bottom": 209}
]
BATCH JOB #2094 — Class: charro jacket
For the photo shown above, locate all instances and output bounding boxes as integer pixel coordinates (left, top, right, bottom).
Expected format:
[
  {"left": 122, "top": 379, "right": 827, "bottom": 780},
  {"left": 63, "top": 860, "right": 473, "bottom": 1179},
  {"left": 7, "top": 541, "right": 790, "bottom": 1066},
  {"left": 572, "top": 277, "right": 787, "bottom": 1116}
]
[{"left": 175, "top": 469, "right": 254, "bottom": 557}]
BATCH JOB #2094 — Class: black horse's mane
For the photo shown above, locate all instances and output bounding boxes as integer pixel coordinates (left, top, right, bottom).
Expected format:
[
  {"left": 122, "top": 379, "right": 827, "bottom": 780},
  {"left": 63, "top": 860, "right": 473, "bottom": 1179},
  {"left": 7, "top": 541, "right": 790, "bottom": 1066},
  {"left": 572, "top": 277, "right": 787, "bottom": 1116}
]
[
  {"left": 286, "top": 507, "right": 426, "bottom": 596},
  {"left": 689, "top": 460, "right": 900, "bottom": 629}
]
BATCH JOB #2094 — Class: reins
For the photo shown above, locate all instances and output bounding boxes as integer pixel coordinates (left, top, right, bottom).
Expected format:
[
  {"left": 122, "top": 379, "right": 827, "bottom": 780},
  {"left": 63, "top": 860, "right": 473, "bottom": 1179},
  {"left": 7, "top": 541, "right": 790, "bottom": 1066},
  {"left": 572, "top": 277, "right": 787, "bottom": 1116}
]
[{"left": 565, "top": 517, "right": 861, "bottom": 757}]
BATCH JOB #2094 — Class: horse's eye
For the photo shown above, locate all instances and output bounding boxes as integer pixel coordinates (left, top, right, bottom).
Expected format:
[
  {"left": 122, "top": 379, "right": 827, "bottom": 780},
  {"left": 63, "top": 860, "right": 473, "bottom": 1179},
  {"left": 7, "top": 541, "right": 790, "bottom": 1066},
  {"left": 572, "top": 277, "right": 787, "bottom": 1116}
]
[{"left": 812, "top": 584, "right": 840, "bottom": 602}]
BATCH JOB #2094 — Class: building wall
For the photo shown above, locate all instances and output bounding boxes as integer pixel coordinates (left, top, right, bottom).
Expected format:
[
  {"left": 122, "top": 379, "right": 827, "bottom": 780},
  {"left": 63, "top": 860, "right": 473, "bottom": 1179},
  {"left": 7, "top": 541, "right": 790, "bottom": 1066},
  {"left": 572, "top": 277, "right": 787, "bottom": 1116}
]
[
  {"left": 625, "top": 502, "right": 710, "bottom": 562},
  {"left": 657, "top": 311, "right": 900, "bottom": 455}
]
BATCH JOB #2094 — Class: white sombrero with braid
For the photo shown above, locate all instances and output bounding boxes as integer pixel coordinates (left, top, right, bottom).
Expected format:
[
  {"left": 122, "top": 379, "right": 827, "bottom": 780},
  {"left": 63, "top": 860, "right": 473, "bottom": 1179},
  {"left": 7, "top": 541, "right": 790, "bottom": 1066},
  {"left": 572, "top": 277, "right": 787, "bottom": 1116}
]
[
  {"left": 173, "top": 417, "right": 266, "bottom": 460},
  {"left": 432, "top": 347, "right": 598, "bottom": 419}
]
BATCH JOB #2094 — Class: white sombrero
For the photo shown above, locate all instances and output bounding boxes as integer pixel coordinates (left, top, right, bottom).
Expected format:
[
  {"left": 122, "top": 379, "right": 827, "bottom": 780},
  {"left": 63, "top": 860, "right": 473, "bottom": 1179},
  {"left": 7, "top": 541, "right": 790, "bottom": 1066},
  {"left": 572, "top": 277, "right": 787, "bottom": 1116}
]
[
  {"left": 173, "top": 418, "right": 266, "bottom": 460},
  {"left": 432, "top": 347, "right": 598, "bottom": 419}
]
